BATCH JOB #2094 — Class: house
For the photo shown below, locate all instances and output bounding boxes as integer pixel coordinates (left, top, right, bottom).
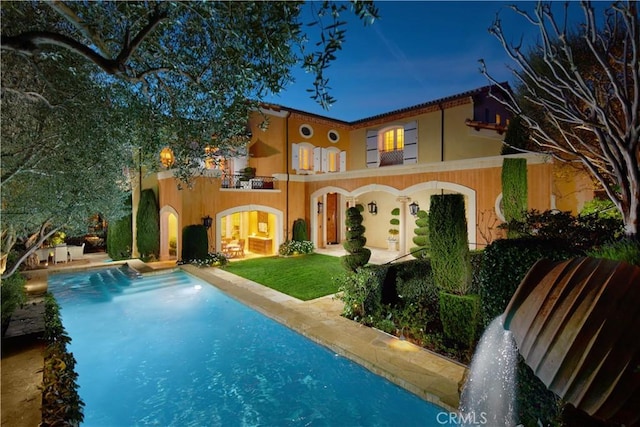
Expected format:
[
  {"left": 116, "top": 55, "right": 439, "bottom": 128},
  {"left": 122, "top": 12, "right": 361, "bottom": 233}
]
[{"left": 139, "top": 84, "right": 596, "bottom": 260}]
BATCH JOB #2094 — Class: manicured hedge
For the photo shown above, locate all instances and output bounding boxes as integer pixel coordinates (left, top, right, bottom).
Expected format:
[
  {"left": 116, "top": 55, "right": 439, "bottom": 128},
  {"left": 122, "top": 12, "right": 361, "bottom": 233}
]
[
  {"left": 439, "top": 292, "right": 480, "bottom": 348},
  {"left": 181, "top": 224, "right": 209, "bottom": 262},
  {"left": 478, "top": 237, "right": 579, "bottom": 327},
  {"left": 292, "top": 218, "right": 308, "bottom": 241}
]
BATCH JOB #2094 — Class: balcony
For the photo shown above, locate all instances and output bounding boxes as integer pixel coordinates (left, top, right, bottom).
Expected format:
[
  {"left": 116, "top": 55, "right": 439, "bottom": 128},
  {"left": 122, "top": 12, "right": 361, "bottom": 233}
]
[
  {"left": 221, "top": 175, "right": 277, "bottom": 190},
  {"left": 380, "top": 149, "right": 403, "bottom": 166}
]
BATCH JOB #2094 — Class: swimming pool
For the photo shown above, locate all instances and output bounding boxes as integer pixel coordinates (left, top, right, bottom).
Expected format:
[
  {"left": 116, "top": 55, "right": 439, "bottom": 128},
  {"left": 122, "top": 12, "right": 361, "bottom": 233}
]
[{"left": 49, "top": 267, "right": 449, "bottom": 426}]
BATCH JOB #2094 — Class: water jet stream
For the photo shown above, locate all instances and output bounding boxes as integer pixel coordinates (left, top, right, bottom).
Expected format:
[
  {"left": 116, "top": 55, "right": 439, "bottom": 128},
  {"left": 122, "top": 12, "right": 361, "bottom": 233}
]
[{"left": 459, "top": 315, "right": 518, "bottom": 426}]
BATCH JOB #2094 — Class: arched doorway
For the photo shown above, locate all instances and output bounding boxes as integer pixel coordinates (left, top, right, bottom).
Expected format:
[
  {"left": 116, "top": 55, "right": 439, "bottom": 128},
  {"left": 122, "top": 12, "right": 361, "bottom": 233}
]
[
  {"left": 160, "top": 205, "right": 179, "bottom": 260},
  {"left": 216, "top": 205, "right": 283, "bottom": 258}
]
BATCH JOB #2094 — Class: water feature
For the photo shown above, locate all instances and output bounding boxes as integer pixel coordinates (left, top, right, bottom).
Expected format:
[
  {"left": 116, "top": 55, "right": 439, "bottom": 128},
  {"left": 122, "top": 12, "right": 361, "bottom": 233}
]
[
  {"left": 459, "top": 316, "right": 519, "bottom": 426},
  {"left": 49, "top": 267, "right": 450, "bottom": 426}
]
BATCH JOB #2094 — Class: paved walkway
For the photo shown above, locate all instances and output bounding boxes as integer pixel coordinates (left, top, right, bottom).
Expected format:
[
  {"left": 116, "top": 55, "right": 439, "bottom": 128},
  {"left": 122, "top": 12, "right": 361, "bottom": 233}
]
[{"left": 2, "top": 248, "right": 466, "bottom": 426}]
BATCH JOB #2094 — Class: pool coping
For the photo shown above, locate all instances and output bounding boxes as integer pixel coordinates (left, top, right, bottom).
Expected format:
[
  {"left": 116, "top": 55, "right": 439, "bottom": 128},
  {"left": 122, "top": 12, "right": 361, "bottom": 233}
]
[{"left": 182, "top": 264, "right": 467, "bottom": 411}]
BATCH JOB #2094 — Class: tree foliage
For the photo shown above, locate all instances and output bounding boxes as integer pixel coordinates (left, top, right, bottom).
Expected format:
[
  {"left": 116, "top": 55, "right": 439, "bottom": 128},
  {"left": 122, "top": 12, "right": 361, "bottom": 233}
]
[
  {"left": 1, "top": 1, "right": 379, "bottom": 184},
  {"left": 1, "top": 47, "right": 134, "bottom": 277},
  {"left": 481, "top": 1, "right": 639, "bottom": 238}
]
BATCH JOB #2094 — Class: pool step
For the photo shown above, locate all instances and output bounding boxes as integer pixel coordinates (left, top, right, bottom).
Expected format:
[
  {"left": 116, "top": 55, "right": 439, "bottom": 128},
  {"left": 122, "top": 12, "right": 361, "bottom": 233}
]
[{"left": 118, "top": 274, "right": 192, "bottom": 295}]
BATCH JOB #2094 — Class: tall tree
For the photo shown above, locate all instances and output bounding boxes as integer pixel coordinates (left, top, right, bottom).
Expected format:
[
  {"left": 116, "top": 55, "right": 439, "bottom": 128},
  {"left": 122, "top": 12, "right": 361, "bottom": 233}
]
[
  {"left": 481, "top": 1, "right": 639, "bottom": 238},
  {"left": 1, "top": 1, "right": 379, "bottom": 183},
  {"left": 1, "top": 48, "right": 139, "bottom": 277}
]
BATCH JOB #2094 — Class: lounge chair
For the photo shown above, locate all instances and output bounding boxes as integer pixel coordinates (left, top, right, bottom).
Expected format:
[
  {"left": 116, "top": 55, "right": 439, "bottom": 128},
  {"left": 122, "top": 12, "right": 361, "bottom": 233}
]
[
  {"left": 68, "top": 243, "right": 86, "bottom": 261},
  {"left": 54, "top": 245, "right": 68, "bottom": 263}
]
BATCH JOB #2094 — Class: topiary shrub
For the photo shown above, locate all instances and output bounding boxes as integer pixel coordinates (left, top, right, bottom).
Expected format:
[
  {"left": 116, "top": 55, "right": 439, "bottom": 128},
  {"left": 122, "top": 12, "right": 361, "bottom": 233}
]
[
  {"left": 428, "top": 194, "right": 471, "bottom": 295},
  {"left": 501, "top": 157, "right": 528, "bottom": 238},
  {"left": 341, "top": 207, "right": 371, "bottom": 272},
  {"left": 136, "top": 189, "right": 160, "bottom": 261},
  {"left": 478, "top": 237, "right": 579, "bottom": 327},
  {"left": 439, "top": 292, "right": 480, "bottom": 348},
  {"left": 410, "top": 210, "right": 429, "bottom": 259},
  {"left": 107, "top": 212, "right": 132, "bottom": 261},
  {"left": 181, "top": 224, "right": 209, "bottom": 262},
  {"left": 292, "top": 218, "right": 308, "bottom": 241}
]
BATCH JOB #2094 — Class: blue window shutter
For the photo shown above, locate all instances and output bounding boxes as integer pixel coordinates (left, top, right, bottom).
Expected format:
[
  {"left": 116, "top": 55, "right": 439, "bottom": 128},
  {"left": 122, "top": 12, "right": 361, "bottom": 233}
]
[
  {"left": 339, "top": 151, "right": 346, "bottom": 172},
  {"left": 403, "top": 121, "right": 418, "bottom": 164},
  {"left": 366, "top": 130, "right": 379, "bottom": 168}
]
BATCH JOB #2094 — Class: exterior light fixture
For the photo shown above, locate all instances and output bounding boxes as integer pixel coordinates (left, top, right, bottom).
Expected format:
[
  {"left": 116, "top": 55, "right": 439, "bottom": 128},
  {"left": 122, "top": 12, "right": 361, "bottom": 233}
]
[
  {"left": 317, "top": 201, "right": 323, "bottom": 214},
  {"left": 409, "top": 201, "right": 420, "bottom": 216},
  {"left": 367, "top": 201, "right": 378, "bottom": 215},
  {"left": 202, "top": 215, "right": 213, "bottom": 229},
  {"left": 160, "top": 147, "right": 175, "bottom": 168}
]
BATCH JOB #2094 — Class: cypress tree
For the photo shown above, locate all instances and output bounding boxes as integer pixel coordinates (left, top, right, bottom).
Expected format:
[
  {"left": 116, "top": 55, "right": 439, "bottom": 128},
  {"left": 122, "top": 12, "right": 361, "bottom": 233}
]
[
  {"left": 502, "top": 157, "right": 528, "bottom": 238},
  {"left": 136, "top": 189, "right": 160, "bottom": 260},
  {"left": 428, "top": 194, "right": 471, "bottom": 295}
]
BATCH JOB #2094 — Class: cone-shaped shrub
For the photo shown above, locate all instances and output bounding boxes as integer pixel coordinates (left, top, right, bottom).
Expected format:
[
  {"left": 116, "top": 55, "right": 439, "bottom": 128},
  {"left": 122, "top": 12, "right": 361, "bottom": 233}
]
[
  {"left": 341, "top": 207, "right": 371, "bottom": 272},
  {"left": 411, "top": 210, "right": 429, "bottom": 258},
  {"left": 136, "top": 189, "right": 160, "bottom": 260}
]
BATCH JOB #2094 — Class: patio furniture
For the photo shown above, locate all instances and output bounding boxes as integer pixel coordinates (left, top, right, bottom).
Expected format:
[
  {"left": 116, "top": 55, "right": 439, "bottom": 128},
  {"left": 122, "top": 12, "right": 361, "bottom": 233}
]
[
  {"left": 54, "top": 245, "right": 68, "bottom": 263},
  {"left": 231, "top": 240, "right": 245, "bottom": 258},
  {"left": 36, "top": 248, "right": 51, "bottom": 263},
  {"left": 68, "top": 243, "right": 85, "bottom": 261}
]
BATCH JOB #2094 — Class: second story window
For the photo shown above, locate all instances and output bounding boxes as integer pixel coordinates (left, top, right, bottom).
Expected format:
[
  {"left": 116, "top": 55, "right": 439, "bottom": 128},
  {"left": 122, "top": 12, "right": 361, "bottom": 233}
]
[
  {"left": 299, "top": 145, "right": 313, "bottom": 171},
  {"left": 292, "top": 143, "right": 346, "bottom": 174},
  {"left": 382, "top": 127, "right": 404, "bottom": 152},
  {"left": 367, "top": 121, "right": 417, "bottom": 168}
]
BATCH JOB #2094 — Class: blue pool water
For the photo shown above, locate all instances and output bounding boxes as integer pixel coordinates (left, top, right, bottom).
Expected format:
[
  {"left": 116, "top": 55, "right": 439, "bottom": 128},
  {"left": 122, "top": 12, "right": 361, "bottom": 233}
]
[{"left": 49, "top": 267, "right": 449, "bottom": 426}]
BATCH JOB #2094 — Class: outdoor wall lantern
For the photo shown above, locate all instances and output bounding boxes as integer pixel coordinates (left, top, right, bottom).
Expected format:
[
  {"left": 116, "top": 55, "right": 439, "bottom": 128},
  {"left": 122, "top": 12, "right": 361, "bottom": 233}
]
[
  {"left": 367, "top": 201, "right": 378, "bottom": 215},
  {"left": 317, "top": 201, "right": 323, "bottom": 214},
  {"left": 160, "top": 147, "right": 175, "bottom": 168},
  {"left": 409, "top": 201, "right": 420, "bottom": 216},
  {"left": 202, "top": 215, "right": 213, "bottom": 229}
]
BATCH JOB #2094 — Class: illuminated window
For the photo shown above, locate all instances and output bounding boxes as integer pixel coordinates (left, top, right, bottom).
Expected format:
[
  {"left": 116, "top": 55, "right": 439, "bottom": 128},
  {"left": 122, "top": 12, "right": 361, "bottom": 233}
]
[
  {"left": 328, "top": 150, "right": 338, "bottom": 172},
  {"left": 381, "top": 127, "right": 404, "bottom": 152},
  {"left": 298, "top": 145, "right": 313, "bottom": 171}
]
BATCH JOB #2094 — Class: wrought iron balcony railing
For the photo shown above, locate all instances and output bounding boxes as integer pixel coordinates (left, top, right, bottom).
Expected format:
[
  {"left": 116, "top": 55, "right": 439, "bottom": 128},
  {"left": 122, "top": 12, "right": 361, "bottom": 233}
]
[{"left": 220, "top": 175, "right": 277, "bottom": 190}]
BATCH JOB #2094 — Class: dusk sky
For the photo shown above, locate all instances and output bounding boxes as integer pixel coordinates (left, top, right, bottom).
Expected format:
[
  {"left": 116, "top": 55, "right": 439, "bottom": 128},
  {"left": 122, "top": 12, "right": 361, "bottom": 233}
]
[{"left": 268, "top": 1, "right": 596, "bottom": 122}]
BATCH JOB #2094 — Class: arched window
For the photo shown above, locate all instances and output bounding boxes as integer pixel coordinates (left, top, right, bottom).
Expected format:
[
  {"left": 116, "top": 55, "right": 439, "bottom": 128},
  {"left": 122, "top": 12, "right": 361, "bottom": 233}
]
[
  {"left": 366, "top": 121, "right": 417, "bottom": 168},
  {"left": 380, "top": 127, "right": 404, "bottom": 152}
]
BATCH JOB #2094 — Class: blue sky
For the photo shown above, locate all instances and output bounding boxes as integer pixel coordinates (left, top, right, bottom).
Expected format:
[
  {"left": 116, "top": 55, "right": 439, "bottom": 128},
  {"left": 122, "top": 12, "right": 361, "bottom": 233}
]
[{"left": 267, "top": 1, "right": 592, "bottom": 122}]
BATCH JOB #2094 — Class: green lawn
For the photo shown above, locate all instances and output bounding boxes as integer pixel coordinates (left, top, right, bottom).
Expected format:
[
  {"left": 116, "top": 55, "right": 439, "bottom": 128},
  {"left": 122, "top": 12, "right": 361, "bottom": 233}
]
[{"left": 224, "top": 253, "right": 344, "bottom": 300}]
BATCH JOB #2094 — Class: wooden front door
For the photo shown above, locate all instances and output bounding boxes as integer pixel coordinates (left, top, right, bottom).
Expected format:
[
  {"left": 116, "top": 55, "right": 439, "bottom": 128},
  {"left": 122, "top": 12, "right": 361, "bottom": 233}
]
[{"left": 326, "top": 193, "right": 339, "bottom": 244}]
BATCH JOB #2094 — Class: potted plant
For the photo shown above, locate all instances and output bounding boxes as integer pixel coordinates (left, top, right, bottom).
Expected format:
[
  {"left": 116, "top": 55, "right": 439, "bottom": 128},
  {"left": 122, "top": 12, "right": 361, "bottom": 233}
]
[{"left": 388, "top": 207, "right": 400, "bottom": 251}]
